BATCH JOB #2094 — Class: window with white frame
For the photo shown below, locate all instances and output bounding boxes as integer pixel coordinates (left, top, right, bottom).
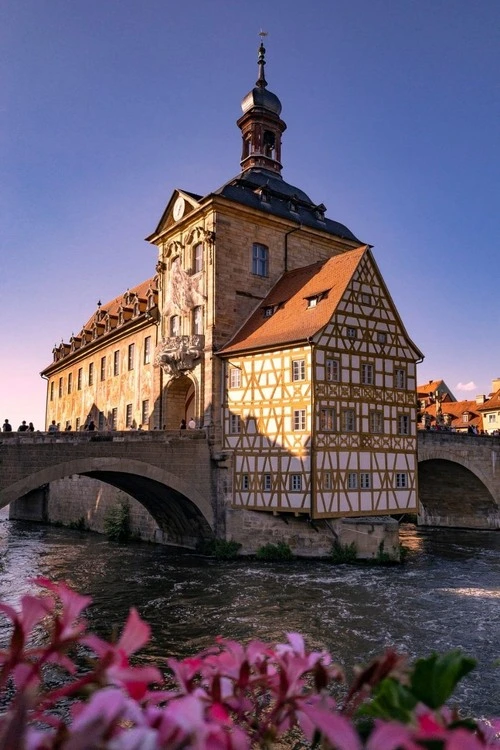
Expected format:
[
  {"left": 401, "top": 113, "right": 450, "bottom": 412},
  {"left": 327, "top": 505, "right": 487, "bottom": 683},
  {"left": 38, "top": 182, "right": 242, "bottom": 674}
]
[
  {"left": 326, "top": 358, "right": 340, "bottom": 382},
  {"left": 111, "top": 407, "right": 118, "bottom": 430},
  {"left": 229, "top": 414, "right": 241, "bottom": 434},
  {"left": 488, "top": 414, "right": 496, "bottom": 423},
  {"left": 293, "top": 409, "right": 306, "bottom": 431},
  {"left": 398, "top": 414, "right": 410, "bottom": 435},
  {"left": 323, "top": 473, "right": 332, "bottom": 490},
  {"left": 395, "top": 368, "right": 406, "bottom": 389},
  {"left": 113, "top": 351, "right": 119, "bottom": 376},
  {"left": 292, "top": 359, "right": 305, "bottom": 381},
  {"left": 127, "top": 344, "right": 135, "bottom": 371},
  {"left": 229, "top": 367, "right": 241, "bottom": 388},
  {"left": 360, "top": 473, "right": 371, "bottom": 489},
  {"left": 361, "top": 363, "right": 374, "bottom": 385},
  {"left": 242, "top": 474, "right": 250, "bottom": 490},
  {"left": 369, "top": 411, "right": 384, "bottom": 434},
  {"left": 144, "top": 336, "right": 151, "bottom": 365},
  {"left": 170, "top": 315, "right": 180, "bottom": 337},
  {"left": 395, "top": 473, "right": 408, "bottom": 488},
  {"left": 192, "top": 306, "right": 203, "bottom": 335},
  {"left": 347, "top": 472, "right": 358, "bottom": 489},
  {"left": 193, "top": 243, "right": 203, "bottom": 274},
  {"left": 342, "top": 409, "right": 356, "bottom": 432},
  {"left": 290, "top": 474, "right": 302, "bottom": 491},
  {"left": 263, "top": 474, "right": 272, "bottom": 491},
  {"left": 320, "top": 408, "right": 336, "bottom": 431},
  {"left": 141, "top": 399, "right": 149, "bottom": 426},
  {"left": 125, "top": 404, "right": 133, "bottom": 428},
  {"left": 252, "top": 243, "right": 268, "bottom": 277}
]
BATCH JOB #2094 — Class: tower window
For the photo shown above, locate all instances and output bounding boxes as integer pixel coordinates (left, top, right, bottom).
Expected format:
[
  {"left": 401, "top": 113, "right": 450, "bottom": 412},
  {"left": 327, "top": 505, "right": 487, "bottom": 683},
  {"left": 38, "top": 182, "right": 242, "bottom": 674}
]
[
  {"left": 193, "top": 243, "right": 203, "bottom": 274},
  {"left": 263, "top": 130, "right": 276, "bottom": 158},
  {"left": 361, "top": 363, "right": 374, "bottom": 385},
  {"left": 193, "top": 306, "right": 203, "bottom": 335},
  {"left": 170, "top": 315, "right": 180, "bottom": 337},
  {"left": 252, "top": 243, "right": 268, "bottom": 277}
]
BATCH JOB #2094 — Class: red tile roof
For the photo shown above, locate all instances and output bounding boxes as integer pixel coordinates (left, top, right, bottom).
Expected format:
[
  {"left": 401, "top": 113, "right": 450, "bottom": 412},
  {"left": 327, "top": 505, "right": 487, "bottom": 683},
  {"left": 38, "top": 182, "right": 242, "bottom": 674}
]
[{"left": 220, "top": 246, "right": 369, "bottom": 355}]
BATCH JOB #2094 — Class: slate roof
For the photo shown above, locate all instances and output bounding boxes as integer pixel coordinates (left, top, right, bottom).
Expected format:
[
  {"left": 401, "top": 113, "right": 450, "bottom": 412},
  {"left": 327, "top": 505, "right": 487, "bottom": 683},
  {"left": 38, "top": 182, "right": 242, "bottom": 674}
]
[
  {"left": 219, "top": 246, "right": 368, "bottom": 355},
  {"left": 206, "top": 168, "right": 361, "bottom": 242}
]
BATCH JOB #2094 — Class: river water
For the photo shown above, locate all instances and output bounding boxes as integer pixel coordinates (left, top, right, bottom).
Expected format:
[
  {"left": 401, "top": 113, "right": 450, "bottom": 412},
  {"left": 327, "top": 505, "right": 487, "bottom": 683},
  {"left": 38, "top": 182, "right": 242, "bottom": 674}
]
[{"left": 0, "top": 515, "right": 498, "bottom": 718}]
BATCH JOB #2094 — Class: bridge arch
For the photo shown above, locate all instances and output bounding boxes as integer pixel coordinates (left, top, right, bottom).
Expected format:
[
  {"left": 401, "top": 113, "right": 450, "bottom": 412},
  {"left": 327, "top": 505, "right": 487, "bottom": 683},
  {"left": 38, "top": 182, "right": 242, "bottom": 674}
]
[
  {"left": 418, "top": 457, "right": 499, "bottom": 529},
  {"left": 0, "top": 457, "right": 214, "bottom": 546}
]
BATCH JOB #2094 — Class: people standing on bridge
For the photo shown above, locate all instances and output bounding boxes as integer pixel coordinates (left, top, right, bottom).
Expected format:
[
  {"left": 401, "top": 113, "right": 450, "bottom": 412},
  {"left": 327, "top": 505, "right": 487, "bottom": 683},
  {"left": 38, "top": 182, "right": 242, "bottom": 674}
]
[
  {"left": 188, "top": 417, "right": 196, "bottom": 429},
  {"left": 18, "top": 421, "right": 29, "bottom": 432},
  {"left": 180, "top": 419, "right": 186, "bottom": 431},
  {"left": 87, "top": 420, "right": 96, "bottom": 431},
  {"left": 28, "top": 422, "right": 35, "bottom": 432},
  {"left": 48, "top": 420, "right": 58, "bottom": 433},
  {"left": 2, "top": 419, "right": 12, "bottom": 432}
]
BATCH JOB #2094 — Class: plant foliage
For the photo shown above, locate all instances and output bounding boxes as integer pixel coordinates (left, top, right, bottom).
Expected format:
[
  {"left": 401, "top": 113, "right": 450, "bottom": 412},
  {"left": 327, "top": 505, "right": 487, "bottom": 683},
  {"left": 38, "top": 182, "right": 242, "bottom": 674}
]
[
  {"left": 331, "top": 539, "right": 358, "bottom": 563},
  {"left": 103, "top": 500, "right": 132, "bottom": 542},
  {"left": 255, "top": 541, "right": 294, "bottom": 560}
]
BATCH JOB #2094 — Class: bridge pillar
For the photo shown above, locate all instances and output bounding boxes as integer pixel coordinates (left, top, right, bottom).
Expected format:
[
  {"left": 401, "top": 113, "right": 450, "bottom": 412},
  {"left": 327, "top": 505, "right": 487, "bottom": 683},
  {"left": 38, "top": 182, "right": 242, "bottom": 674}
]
[{"left": 10, "top": 485, "right": 49, "bottom": 523}]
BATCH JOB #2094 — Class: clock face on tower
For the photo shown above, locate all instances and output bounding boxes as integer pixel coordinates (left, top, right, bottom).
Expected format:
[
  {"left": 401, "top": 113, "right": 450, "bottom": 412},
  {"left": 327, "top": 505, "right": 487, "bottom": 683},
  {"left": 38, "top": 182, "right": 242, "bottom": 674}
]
[{"left": 173, "top": 196, "right": 185, "bottom": 221}]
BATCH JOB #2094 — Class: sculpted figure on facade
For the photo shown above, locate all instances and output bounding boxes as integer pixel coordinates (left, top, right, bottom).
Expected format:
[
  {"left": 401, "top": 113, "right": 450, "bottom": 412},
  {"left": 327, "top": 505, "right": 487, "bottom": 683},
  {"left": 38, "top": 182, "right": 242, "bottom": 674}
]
[
  {"left": 154, "top": 334, "right": 204, "bottom": 377},
  {"left": 163, "top": 257, "right": 205, "bottom": 317}
]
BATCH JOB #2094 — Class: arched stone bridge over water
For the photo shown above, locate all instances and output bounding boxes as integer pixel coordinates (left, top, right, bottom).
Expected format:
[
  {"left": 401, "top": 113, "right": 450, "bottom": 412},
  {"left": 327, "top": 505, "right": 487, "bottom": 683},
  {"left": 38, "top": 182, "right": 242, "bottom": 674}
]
[
  {"left": 1, "top": 431, "right": 500, "bottom": 541},
  {"left": 0, "top": 431, "right": 216, "bottom": 547},
  {"left": 417, "top": 430, "right": 500, "bottom": 529}
]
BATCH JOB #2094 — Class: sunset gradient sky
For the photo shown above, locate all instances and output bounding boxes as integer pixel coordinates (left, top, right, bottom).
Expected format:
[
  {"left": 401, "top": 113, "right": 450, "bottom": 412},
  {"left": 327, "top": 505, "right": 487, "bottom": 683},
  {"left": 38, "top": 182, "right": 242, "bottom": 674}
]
[{"left": 2, "top": 0, "right": 499, "bottom": 429}]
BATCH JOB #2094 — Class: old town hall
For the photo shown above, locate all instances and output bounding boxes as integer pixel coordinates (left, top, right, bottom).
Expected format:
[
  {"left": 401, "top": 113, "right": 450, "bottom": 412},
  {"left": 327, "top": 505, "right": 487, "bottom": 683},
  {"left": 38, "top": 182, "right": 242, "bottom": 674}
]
[{"left": 41, "top": 42, "right": 423, "bottom": 555}]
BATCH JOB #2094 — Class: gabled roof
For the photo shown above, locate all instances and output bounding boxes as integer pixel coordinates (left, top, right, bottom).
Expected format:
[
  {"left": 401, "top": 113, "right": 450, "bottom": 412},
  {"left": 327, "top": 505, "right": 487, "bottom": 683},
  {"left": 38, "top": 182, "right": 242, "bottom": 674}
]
[
  {"left": 476, "top": 389, "right": 500, "bottom": 412},
  {"left": 421, "top": 400, "right": 483, "bottom": 429},
  {"left": 417, "top": 379, "right": 456, "bottom": 401},
  {"left": 146, "top": 189, "right": 202, "bottom": 240},
  {"left": 219, "top": 246, "right": 368, "bottom": 355}
]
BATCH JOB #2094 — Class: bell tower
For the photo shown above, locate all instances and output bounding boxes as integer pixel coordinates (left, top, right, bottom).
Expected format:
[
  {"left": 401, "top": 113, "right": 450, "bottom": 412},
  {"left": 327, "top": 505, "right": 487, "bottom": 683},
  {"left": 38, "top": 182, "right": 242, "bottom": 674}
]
[{"left": 237, "top": 35, "right": 287, "bottom": 176}]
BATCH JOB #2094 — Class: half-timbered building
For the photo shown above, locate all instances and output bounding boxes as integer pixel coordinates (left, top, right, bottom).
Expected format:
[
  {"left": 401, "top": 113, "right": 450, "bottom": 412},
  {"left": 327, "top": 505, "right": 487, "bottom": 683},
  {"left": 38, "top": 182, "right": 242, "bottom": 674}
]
[{"left": 39, "top": 41, "right": 423, "bottom": 553}]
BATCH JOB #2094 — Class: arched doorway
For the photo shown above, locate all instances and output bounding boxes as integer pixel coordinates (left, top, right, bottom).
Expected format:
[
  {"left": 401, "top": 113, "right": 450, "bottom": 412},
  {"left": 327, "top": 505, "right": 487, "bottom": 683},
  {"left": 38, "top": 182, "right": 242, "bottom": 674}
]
[{"left": 164, "top": 375, "right": 196, "bottom": 430}]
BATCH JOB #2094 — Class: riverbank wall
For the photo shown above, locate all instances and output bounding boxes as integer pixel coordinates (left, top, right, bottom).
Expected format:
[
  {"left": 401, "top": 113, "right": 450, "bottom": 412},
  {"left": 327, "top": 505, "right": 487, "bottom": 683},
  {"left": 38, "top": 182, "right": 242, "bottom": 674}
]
[{"left": 10, "top": 476, "right": 400, "bottom": 559}]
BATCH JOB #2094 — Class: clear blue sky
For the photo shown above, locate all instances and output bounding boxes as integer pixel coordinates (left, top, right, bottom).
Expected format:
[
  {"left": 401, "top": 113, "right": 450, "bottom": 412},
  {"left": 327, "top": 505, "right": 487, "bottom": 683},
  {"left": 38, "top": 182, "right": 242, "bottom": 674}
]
[{"left": 1, "top": 1, "right": 499, "bottom": 429}]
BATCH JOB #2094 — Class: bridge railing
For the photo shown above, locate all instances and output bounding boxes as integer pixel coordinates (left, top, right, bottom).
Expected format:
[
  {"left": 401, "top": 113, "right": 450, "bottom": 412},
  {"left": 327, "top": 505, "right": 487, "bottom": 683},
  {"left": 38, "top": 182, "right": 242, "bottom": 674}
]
[{"left": 0, "top": 429, "right": 207, "bottom": 445}]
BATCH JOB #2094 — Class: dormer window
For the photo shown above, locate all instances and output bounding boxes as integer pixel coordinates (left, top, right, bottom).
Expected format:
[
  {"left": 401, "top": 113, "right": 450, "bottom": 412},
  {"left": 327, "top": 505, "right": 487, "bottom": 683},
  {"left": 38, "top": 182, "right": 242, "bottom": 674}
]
[
  {"left": 462, "top": 413, "right": 469, "bottom": 422},
  {"left": 288, "top": 199, "right": 298, "bottom": 213},
  {"left": 314, "top": 203, "right": 326, "bottom": 221},
  {"left": 263, "top": 306, "right": 275, "bottom": 318},
  {"left": 306, "top": 290, "right": 328, "bottom": 308}
]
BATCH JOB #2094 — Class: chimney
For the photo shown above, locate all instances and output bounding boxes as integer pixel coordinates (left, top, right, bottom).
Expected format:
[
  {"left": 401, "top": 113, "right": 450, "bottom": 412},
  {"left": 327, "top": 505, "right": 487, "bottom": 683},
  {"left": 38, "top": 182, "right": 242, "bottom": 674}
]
[
  {"left": 475, "top": 394, "right": 485, "bottom": 405},
  {"left": 492, "top": 378, "right": 500, "bottom": 394}
]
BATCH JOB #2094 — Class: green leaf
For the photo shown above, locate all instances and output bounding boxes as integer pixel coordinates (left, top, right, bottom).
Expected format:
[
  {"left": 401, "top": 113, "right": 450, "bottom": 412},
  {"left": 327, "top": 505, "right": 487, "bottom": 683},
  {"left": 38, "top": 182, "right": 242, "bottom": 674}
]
[
  {"left": 357, "top": 677, "right": 417, "bottom": 722},
  {"left": 410, "top": 651, "right": 476, "bottom": 709}
]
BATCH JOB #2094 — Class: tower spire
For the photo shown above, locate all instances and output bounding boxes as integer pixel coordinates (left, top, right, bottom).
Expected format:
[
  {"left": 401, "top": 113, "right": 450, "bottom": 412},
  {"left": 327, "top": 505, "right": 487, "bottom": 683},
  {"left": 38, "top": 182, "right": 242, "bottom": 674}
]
[
  {"left": 237, "top": 33, "right": 287, "bottom": 176},
  {"left": 256, "top": 30, "right": 268, "bottom": 88}
]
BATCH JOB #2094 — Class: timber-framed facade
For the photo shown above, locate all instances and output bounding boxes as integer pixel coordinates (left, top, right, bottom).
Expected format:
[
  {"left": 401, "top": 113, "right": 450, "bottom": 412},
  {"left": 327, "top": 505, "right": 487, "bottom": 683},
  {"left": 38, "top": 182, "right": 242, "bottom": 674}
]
[{"left": 40, "top": 40, "right": 423, "bottom": 543}]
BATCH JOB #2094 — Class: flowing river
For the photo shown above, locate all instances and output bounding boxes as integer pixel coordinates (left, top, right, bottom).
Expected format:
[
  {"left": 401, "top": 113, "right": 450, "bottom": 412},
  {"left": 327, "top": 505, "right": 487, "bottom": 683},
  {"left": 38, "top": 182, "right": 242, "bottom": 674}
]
[{"left": 0, "top": 513, "right": 498, "bottom": 718}]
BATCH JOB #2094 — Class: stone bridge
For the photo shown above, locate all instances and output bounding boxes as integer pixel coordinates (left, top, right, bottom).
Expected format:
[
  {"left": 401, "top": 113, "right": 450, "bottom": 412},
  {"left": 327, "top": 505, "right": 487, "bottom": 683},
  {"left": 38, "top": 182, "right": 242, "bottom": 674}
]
[
  {"left": 417, "top": 431, "right": 500, "bottom": 529},
  {"left": 1, "top": 430, "right": 500, "bottom": 543},
  {"left": 0, "top": 431, "right": 216, "bottom": 546}
]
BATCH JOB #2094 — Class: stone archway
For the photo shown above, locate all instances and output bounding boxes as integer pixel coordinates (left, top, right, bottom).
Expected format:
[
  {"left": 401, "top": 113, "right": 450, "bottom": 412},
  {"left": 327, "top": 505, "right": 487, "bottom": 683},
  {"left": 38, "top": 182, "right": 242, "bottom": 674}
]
[
  {"left": 418, "top": 458, "right": 499, "bottom": 529},
  {"left": 164, "top": 375, "right": 196, "bottom": 430}
]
